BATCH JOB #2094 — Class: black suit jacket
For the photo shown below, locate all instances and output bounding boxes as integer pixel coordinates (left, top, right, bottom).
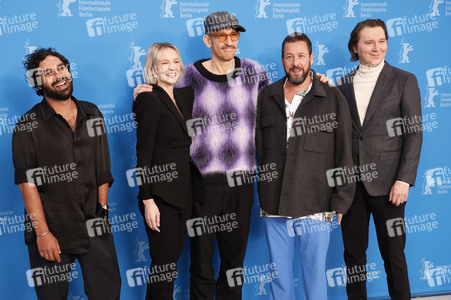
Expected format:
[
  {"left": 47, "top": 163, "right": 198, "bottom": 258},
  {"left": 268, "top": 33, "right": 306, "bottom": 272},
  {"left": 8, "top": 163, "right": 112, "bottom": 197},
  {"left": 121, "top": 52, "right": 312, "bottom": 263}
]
[
  {"left": 338, "top": 62, "right": 423, "bottom": 196},
  {"left": 133, "top": 85, "right": 202, "bottom": 210},
  {"left": 256, "top": 73, "right": 355, "bottom": 217}
]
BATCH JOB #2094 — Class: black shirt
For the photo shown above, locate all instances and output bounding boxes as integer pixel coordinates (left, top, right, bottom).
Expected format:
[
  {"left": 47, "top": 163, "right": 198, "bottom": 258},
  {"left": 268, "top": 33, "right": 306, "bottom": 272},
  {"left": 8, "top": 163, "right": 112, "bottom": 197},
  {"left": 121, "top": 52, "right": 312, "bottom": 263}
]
[{"left": 12, "top": 97, "right": 114, "bottom": 254}]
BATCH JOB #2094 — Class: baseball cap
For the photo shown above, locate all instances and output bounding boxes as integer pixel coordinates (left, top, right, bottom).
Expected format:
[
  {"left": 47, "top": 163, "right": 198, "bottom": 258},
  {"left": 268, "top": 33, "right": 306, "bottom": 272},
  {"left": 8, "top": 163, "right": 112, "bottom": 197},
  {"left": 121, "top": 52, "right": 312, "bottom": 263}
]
[{"left": 204, "top": 11, "right": 246, "bottom": 34}]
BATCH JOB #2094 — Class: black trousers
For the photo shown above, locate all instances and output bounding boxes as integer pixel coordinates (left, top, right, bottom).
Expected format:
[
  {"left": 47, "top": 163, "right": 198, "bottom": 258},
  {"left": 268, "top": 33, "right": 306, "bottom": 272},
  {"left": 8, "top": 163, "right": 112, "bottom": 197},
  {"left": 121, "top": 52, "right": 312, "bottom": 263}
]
[
  {"left": 189, "top": 182, "right": 254, "bottom": 300},
  {"left": 341, "top": 182, "right": 410, "bottom": 300},
  {"left": 27, "top": 234, "right": 121, "bottom": 300},
  {"left": 144, "top": 196, "right": 192, "bottom": 300}
]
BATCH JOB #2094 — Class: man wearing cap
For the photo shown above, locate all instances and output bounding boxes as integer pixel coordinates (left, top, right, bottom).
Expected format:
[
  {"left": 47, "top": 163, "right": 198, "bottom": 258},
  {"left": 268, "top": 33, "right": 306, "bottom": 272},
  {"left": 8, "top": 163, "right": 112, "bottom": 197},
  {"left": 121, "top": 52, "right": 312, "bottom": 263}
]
[{"left": 134, "top": 11, "right": 269, "bottom": 299}]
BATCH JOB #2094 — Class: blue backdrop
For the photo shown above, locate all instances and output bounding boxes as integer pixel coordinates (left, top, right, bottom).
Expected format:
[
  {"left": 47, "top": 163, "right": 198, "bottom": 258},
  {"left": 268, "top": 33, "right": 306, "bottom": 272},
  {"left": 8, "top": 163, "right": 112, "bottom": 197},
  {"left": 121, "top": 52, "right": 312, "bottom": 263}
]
[{"left": 0, "top": 0, "right": 450, "bottom": 299}]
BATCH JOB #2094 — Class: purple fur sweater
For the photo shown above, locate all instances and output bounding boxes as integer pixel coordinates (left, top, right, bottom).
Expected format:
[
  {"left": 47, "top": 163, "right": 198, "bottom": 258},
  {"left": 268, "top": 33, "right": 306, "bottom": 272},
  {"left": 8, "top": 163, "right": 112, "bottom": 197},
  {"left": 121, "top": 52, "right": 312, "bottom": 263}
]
[{"left": 176, "top": 57, "right": 269, "bottom": 181}]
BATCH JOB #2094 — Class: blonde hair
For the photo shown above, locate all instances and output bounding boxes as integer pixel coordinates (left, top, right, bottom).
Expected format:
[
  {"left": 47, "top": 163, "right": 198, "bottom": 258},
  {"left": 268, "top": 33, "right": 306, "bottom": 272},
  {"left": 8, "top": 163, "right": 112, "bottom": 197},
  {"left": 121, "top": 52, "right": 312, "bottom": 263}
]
[{"left": 143, "top": 42, "right": 185, "bottom": 84}]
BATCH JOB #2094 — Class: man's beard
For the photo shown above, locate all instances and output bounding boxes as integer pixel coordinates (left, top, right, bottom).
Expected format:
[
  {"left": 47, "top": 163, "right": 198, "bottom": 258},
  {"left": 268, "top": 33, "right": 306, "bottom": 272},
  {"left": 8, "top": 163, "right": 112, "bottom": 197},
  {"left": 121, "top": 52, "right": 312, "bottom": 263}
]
[
  {"left": 42, "top": 77, "right": 73, "bottom": 101},
  {"left": 285, "top": 65, "right": 310, "bottom": 85}
]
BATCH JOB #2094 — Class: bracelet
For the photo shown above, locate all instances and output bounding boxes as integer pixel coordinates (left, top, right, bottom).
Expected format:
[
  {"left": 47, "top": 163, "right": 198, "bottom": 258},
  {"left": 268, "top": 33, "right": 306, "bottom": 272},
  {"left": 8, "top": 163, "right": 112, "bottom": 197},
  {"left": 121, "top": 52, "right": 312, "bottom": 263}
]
[{"left": 37, "top": 230, "right": 49, "bottom": 238}]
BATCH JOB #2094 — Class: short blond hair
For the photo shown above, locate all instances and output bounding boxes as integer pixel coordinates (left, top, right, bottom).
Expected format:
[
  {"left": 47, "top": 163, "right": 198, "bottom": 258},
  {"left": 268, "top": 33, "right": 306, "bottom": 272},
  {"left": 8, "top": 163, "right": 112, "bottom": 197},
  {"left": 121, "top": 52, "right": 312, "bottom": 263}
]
[{"left": 143, "top": 42, "right": 185, "bottom": 84}]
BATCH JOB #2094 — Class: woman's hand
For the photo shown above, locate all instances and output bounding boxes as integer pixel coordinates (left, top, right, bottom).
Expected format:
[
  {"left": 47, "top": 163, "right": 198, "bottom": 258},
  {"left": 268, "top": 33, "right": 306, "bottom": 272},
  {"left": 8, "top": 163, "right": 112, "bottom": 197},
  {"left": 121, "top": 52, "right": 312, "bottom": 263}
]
[{"left": 143, "top": 199, "right": 161, "bottom": 232}]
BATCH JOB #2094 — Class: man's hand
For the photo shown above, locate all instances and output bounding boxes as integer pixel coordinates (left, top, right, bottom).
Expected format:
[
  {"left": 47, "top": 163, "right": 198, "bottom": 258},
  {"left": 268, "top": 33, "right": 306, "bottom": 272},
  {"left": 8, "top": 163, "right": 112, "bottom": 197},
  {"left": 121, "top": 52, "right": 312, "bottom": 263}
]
[
  {"left": 143, "top": 199, "right": 160, "bottom": 232},
  {"left": 389, "top": 182, "right": 409, "bottom": 206},
  {"left": 133, "top": 84, "right": 154, "bottom": 100},
  {"left": 316, "top": 72, "right": 334, "bottom": 86},
  {"left": 37, "top": 232, "right": 61, "bottom": 262},
  {"left": 333, "top": 211, "right": 343, "bottom": 225}
]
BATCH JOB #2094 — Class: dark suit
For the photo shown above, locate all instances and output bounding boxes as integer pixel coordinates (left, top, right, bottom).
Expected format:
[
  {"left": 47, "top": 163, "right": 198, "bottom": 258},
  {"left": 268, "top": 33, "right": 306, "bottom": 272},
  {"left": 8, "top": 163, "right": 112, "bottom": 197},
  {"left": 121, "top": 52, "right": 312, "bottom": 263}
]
[
  {"left": 256, "top": 73, "right": 355, "bottom": 217},
  {"left": 134, "top": 85, "right": 202, "bottom": 300},
  {"left": 338, "top": 62, "right": 422, "bottom": 300}
]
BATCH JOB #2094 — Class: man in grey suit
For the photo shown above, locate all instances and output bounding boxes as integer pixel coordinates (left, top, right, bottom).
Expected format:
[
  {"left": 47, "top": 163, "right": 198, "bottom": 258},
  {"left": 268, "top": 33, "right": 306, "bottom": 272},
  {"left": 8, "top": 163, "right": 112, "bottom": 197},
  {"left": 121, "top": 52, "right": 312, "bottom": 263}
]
[{"left": 337, "top": 19, "right": 423, "bottom": 300}]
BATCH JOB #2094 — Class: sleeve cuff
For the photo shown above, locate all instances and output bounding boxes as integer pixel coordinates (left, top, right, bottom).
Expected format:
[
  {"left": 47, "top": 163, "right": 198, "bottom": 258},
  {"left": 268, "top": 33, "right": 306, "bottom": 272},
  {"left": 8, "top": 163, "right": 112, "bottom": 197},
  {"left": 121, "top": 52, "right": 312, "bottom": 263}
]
[
  {"left": 396, "top": 180, "right": 410, "bottom": 186},
  {"left": 99, "top": 171, "right": 114, "bottom": 187}
]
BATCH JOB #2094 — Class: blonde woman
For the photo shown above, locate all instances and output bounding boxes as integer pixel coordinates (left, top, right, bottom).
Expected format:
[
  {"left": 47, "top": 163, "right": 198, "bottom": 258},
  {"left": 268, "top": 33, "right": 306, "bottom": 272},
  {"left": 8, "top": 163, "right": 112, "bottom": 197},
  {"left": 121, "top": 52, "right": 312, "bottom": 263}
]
[{"left": 133, "top": 42, "right": 202, "bottom": 299}]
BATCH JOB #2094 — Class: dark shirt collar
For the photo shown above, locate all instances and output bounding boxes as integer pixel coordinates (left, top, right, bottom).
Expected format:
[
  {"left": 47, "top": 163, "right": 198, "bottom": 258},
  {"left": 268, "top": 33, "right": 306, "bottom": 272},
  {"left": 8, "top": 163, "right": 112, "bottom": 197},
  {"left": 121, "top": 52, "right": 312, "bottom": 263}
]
[
  {"left": 193, "top": 57, "right": 241, "bottom": 82},
  {"left": 40, "top": 96, "right": 94, "bottom": 122}
]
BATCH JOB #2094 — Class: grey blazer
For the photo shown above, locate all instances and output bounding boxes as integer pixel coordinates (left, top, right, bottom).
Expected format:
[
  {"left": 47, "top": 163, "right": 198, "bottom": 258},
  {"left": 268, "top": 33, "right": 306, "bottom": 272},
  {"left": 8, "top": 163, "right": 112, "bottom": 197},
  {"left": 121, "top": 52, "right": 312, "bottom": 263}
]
[{"left": 337, "top": 62, "right": 423, "bottom": 196}]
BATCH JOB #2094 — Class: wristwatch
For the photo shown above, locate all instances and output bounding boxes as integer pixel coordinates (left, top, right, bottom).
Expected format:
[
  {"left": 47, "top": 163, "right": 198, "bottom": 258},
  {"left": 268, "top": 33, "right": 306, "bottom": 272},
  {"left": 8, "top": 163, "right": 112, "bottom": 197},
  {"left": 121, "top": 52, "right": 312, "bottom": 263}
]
[{"left": 101, "top": 204, "right": 110, "bottom": 212}]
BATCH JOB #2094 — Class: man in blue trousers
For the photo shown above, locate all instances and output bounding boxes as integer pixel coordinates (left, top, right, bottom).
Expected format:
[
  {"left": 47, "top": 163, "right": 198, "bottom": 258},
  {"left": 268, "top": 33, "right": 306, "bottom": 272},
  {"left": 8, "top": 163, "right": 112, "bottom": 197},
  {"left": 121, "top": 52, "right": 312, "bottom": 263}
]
[{"left": 255, "top": 32, "right": 356, "bottom": 300}]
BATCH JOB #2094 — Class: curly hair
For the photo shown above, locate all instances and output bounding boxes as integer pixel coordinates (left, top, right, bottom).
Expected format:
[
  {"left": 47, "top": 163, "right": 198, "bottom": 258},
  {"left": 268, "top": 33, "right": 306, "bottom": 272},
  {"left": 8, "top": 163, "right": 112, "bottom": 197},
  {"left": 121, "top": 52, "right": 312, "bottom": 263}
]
[{"left": 23, "top": 48, "right": 71, "bottom": 96}]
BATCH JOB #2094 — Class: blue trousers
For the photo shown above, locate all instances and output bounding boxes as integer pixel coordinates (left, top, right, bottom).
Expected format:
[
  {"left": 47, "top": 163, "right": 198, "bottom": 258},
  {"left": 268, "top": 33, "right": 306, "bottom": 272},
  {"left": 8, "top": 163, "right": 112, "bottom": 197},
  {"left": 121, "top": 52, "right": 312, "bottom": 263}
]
[{"left": 263, "top": 217, "right": 331, "bottom": 300}]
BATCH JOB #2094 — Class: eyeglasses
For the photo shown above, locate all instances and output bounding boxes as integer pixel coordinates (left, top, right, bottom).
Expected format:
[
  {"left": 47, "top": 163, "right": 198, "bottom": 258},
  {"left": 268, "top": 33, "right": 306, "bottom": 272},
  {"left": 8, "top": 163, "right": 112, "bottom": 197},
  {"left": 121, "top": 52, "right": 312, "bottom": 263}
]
[{"left": 211, "top": 32, "right": 240, "bottom": 43}]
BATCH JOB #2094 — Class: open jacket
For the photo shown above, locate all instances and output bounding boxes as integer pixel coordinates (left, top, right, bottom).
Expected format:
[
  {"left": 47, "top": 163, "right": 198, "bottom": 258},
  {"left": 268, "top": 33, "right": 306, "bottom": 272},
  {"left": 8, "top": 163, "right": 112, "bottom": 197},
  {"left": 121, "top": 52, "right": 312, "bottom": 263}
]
[
  {"left": 256, "top": 72, "right": 355, "bottom": 218},
  {"left": 133, "top": 85, "right": 203, "bottom": 210}
]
